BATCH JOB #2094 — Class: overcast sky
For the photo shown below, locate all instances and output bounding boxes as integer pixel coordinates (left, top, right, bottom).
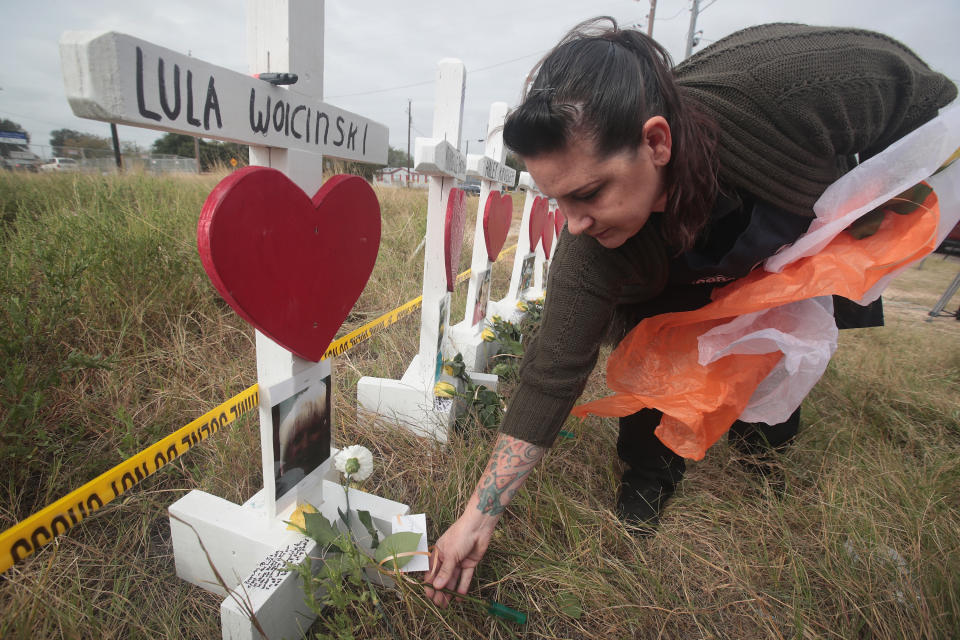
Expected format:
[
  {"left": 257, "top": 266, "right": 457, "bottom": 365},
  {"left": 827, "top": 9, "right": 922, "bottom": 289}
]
[{"left": 3, "top": 0, "right": 958, "bottom": 158}]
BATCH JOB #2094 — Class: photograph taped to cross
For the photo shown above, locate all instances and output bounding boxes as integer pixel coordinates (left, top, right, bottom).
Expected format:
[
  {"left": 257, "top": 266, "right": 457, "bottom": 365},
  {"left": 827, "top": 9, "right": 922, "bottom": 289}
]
[
  {"left": 261, "top": 360, "right": 333, "bottom": 513},
  {"left": 435, "top": 295, "right": 449, "bottom": 384},
  {"left": 520, "top": 254, "right": 536, "bottom": 292},
  {"left": 59, "top": 31, "right": 388, "bottom": 164},
  {"left": 472, "top": 269, "right": 492, "bottom": 326},
  {"left": 518, "top": 195, "right": 549, "bottom": 296},
  {"left": 270, "top": 373, "right": 332, "bottom": 502}
]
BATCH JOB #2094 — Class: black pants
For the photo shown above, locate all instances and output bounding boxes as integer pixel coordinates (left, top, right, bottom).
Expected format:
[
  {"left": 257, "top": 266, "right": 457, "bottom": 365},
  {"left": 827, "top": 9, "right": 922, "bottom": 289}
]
[{"left": 616, "top": 407, "right": 801, "bottom": 487}]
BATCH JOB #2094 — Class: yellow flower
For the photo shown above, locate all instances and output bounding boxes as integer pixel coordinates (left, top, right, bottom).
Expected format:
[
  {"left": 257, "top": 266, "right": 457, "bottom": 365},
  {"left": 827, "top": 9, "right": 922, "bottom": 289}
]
[
  {"left": 516, "top": 300, "right": 528, "bottom": 311},
  {"left": 492, "top": 315, "right": 502, "bottom": 323},
  {"left": 434, "top": 381, "right": 456, "bottom": 398},
  {"left": 481, "top": 328, "right": 496, "bottom": 342},
  {"left": 442, "top": 364, "right": 455, "bottom": 376},
  {"left": 286, "top": 502, "right": 318, "bottom": 532}
]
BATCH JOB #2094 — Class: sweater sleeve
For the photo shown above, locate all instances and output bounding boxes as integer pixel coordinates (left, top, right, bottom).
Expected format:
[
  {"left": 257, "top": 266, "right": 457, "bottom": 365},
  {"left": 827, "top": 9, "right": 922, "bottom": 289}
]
[
  {"left": 676, "top": 24, "right": 958, "bottom": 215},
  {"left": 498, "top": 226, "right": 667, "bottom": 447}
]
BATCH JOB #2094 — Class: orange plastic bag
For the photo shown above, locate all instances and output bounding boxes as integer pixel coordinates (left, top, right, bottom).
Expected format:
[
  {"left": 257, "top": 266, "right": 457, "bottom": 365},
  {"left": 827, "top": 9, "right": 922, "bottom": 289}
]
[{"left": 572, "top": 188, "right": 940, "bottom": 460}]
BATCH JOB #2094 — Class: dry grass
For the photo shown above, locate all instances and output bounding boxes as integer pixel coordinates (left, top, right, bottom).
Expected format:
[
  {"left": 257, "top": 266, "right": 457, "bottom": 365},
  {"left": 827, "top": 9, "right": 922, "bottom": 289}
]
[{"left": 1, "top": 171, "right": 959, "bottom": 639}]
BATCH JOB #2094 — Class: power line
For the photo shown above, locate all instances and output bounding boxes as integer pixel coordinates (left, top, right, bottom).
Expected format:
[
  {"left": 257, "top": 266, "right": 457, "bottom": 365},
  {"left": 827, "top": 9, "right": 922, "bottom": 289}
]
[
  {"left": 656, "top": 5, "right": 687, "bottom": 21},
  {"left": 327, "top": 79, "right": 434, "bottom": 100},
  {"left": 471, "top": 50, "right": 547, "bottom": 73},
  {"left": 327, "top": 50, "right": 545, "bottom": 100}
]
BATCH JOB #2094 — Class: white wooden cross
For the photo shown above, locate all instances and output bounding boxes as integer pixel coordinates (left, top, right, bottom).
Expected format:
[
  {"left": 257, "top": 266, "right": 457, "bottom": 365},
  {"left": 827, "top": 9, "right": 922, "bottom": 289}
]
[
  {"left": 490, "top": 171, "right": 549, "bottom": 322},
  {"left": 59, "top": 3, "right": 411, "bottom": 639},
  {"left": 356, "top": 59, "right": 496, "bottom": 442},
  {"left": 449, "top": 102, "right": 516, "bottom": 372}
]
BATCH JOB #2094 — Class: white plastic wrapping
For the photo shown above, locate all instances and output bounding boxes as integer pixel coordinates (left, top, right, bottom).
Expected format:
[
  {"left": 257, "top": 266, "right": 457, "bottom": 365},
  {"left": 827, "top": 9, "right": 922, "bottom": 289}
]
[
  {"left": 702, "top": 104, "right": 960, "bottom": 424},
  {"left": 698, "top": 297, "right": 838, "bottom": 425},
  {"left": 766, "top": 104, "right": 960, "bottom": 284}
]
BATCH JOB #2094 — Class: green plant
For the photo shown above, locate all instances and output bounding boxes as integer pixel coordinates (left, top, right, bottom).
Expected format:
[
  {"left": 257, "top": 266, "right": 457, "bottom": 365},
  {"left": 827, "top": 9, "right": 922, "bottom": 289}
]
[
  {"left": 443, "top": 353, "right": 505, "bottom": 429},
  {"left": 287, "top": 444, "right": 530, "bottom": 638},
  {"left": 487, "top": 315, "right": 523, "bottom": 381},
  {"left": 287, "top": 446, "right": 422, "bottom": 639}
]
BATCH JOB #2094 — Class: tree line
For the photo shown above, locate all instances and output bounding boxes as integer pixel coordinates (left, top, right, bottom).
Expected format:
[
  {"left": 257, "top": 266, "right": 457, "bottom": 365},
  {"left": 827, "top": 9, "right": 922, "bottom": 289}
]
[{"left": 1, "top": 118, "right": 525, "bottom": 176}]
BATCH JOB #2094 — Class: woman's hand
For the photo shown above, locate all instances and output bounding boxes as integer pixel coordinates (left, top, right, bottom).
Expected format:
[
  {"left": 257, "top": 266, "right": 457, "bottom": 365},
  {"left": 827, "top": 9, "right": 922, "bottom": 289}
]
[
  {"left": 424, "top": 511, "right": 496, "bottom": 607},
  {"left": 424, "top": 434, "right": 545, "bottom": 608}
]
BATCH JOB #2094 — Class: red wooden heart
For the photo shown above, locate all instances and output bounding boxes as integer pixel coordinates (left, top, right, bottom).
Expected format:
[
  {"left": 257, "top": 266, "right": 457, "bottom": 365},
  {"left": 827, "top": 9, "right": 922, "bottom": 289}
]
[
  {"left": 444, "top": 187, "right": 467, "bottom": 292},
  {"left": 541, "top": 210, "right": 555, "bottom": 256},
  {"left": 483, "top": 191, "right": 513, "bottom": 262},
  {"left": 554, "top": 208, "right": 566, "bottom": 236},
  {"left": 198, "top": 167, "right": 380, "bottom": 361},
  {"left": 528, "top": 196, "right": 548, "bottom": 250}
]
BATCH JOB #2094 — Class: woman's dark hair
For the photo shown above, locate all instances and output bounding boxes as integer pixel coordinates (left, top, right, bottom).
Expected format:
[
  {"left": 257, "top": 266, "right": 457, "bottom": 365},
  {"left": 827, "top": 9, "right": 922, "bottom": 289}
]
[{"left": 503, "top": 17, "right": 718, "bottom": 251}]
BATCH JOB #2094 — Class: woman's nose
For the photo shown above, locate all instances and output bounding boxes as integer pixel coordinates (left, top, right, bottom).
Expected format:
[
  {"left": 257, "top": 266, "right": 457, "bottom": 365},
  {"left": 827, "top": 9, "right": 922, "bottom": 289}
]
[{"left": 565, "top": 211, "right": 593, "bottom": 235}]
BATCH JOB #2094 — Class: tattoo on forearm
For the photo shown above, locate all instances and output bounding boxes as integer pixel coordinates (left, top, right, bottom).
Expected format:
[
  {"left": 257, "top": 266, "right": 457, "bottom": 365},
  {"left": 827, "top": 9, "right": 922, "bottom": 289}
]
[{"left": 475, "top": 437, "right": 544, "bottom": 516}]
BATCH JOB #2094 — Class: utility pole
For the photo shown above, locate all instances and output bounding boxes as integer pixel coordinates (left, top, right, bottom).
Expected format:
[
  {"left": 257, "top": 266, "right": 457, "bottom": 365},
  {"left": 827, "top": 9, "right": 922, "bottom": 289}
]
[
  {"left": 635, "top": 0, "right": 657, "bottom": 37},
  {"left": 685, "top": 0, "right": 701, "bottom": 59},
  {"left": 406, "top": 98, "right": 412, "bottom": 170}
]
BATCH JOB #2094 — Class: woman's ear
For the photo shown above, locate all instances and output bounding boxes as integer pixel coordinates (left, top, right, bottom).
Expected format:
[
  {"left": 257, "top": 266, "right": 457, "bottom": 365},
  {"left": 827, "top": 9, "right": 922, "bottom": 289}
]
[{"left": 643, "top": 116, "right": 672, "bottom": 166}]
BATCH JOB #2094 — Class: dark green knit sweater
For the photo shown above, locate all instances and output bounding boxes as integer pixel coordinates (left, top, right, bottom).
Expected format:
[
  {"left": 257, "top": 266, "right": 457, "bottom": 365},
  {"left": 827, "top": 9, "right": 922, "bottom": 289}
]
[{"left": 499, "top": 23, "right": 957, "bottom": 448}]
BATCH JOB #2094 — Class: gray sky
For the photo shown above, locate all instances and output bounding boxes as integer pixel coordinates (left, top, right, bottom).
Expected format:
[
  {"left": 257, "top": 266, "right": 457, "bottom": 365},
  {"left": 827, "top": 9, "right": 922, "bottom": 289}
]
[{"left": 2, "top": 0, "right": 958, "bottom": 158}]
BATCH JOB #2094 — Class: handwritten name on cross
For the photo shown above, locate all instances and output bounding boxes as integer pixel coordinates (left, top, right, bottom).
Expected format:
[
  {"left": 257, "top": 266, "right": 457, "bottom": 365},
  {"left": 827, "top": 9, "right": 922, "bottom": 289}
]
[
  {"left": 415, "top": 139, "right": 466, "bottom": 181},
  {"left": 59, "top": 31, "right": 387, "bottom": 165},
  {"left": 466, "top": 154, "right": 515, "bottom": 188}
]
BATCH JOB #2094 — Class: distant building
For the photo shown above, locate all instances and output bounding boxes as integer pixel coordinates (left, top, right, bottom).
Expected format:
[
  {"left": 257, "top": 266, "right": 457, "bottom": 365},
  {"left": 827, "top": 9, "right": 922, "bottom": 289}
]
[{"left": 374, "top": 167, "right": 429, "bottom": 188}]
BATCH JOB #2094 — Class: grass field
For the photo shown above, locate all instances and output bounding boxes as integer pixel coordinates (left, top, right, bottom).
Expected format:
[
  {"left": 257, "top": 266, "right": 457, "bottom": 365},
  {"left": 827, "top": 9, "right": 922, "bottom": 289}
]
[{"left": 1, "top": 171, "right": 958, "bottom": 639}]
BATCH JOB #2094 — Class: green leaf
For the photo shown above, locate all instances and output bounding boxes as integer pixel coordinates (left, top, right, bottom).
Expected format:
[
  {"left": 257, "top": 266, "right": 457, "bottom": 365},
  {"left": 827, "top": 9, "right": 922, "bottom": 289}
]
[
  {"left": 374, "top": 531, "right": 422, "bottom": 570},
  {"left": 476, "top": 388, "right": 501, "bottom": 406},
  {"left": 492, "top": 363, "right": 516, "bottom": 379},
  {"left": 558, "top": 592, "right": 582, "bottom": 619},
  {"left": 304, "top": 512, "right": 344, "bottom": 550},
  {"left": 357, "top": 509, "right": 380, "bottom": 549}
]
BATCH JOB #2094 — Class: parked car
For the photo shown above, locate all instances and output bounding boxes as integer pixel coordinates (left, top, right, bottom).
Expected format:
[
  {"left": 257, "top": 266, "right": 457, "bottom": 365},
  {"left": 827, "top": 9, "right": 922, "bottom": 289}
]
[
  {"left": 461, "top": 182, "right": 481, "bottom": 196},
  {"left": 40, "top": 157, "right": 80, "bottom": 172},
  {"left": 2, "top": 150, "right": 41, "bottom": 172}
]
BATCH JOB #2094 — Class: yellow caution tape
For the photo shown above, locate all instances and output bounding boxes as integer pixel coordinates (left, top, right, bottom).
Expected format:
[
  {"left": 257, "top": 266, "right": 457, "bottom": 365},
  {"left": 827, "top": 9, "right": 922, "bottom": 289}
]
[
  {"left": 0, "top": 244, "right": 517, "bottom": 573},
  {"left": 0, "top": 385, "right": 260, "bottom": 573}
]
